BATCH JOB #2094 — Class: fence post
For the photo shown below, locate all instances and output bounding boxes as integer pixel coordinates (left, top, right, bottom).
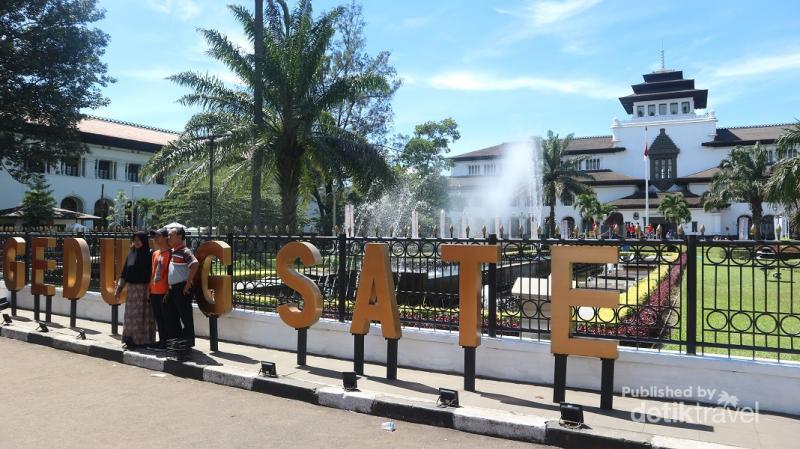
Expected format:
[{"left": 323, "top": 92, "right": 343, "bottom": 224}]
[
  {"left": 487, "top": 233, "right": 498, "bottom": 338},
  {"left": 337, "top": 233, "right": 347, "bottom": 322},
  {"left": 24, "top": 231, "right": 31, "bottom": 285},
  {"left": 686, "top": 234, "right": 698, "bottom": 355},
  {"left": 227, "top": 232, "right": 235, "bottom": 301}
]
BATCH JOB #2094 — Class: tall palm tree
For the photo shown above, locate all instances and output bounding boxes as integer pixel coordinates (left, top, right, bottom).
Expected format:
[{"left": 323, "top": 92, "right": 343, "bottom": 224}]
[
  {"left": 766, "top": 121, "right": 800, "bottom": 236},
  {"left": 658, "top": 193, "right": 691, "bottom": 229},
  {"left": 143, "top": 1, "right": 392, "bottom": 231},
  {"left": 704, "top": 143, "right": 771, "bottom": 238},
  {"left": 541, "top": 130, "right": 591, "bottom": 237}
]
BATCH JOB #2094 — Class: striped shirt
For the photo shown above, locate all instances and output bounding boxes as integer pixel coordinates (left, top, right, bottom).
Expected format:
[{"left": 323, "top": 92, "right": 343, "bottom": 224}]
[{"left": 168, "top": 245, "right": 198, "bottom": 285}]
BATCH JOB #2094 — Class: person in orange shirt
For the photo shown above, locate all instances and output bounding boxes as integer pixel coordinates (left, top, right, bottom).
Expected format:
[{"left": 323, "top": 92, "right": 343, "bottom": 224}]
[{"left": 149, "top": 228, "right": 172, "bottom": 349}]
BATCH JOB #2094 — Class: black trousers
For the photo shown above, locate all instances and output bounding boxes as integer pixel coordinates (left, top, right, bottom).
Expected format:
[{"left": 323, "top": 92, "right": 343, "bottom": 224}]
[
  {"left": 149, "top": 293, "right": 169, "bottom": 345},
  {"left": 165, "top": 282, "right": 195, "bottom": 346}
]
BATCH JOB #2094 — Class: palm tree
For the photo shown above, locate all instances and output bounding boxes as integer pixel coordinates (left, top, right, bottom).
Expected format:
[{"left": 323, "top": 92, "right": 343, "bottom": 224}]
[
  {"left": 766, "top": 121, "right": 800, "bottom": 236},
  {"left": 574, "top": 193, "right": 598, "bottom": 232},
  {"left": 541, "top": 130, "right": 591, "bottom": 237},
  {"left": 704, "top": 143, "right": 771, "bottom": 238},
  {"left": 143, "top": 1, "right": 393, "bottom": 231},
  {"left": 658, "top": 193, "right": 692, "bottom": 230}
]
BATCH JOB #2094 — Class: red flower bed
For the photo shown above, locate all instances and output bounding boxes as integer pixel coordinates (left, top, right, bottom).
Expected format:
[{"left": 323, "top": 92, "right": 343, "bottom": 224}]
[{"left": 577, "top": 253, "right": 688, "bottom": 339}]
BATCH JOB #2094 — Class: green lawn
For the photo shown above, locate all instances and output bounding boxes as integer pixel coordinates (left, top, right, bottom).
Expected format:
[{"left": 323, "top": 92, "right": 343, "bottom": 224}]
[{"left": 666, "top": 247, "right": 800, "bottom": 362}]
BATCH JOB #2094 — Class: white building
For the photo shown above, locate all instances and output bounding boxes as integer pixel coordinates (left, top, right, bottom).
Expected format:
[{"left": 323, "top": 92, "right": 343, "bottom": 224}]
[
  {"left": 448, "top": 69, "right": 796, "bottom": 239},
  {"left": 0, "top": 116, "right": 178, "bottom": 228}
]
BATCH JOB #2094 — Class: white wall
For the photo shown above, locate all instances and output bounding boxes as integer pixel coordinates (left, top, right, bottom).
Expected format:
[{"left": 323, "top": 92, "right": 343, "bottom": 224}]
[
  {"left": 10, "top": 284, "right": 800, "bottom": 416},
  {"left": 0, "top": 143, "right": 168, "bottom": 224}
]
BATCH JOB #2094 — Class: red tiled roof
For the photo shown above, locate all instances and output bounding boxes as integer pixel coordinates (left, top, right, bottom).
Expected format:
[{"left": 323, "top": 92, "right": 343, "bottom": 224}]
[
  {"left": 450, "top": 136, "right": 624, "bottom": 160},
  {"left": 702, "top": 124, "right": 793, "bottom": 147},
  {"left": 78, "top": 116, "right": 179, "bottom": 151}
]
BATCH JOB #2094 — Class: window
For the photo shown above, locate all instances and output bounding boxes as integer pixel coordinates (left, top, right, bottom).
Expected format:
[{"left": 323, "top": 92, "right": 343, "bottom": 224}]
[
  {"left": 468, "top": 164, "right": 480, "bottom": 176},
  {"left": 584, "top": 158, "right": 600, "bottom": 170},
  {"left": 62, "top": 160, "right": 80, "bottom": 177},
  {"left": 658, "top": 104, "right": 667, "bottom": 115},
  {"left": 787, "top": 148, "right": 799, "bottom": 159},
  {"left": 767, "top": 150, "right": 775, "bottom": 163},
  {"left": 483, "top": 164, "right": 496, "bottom": 175},
  {"left": 691, "top": 221, "right": 698, "bottom": 232},
  {"left": 648, "top": 104, "right": 656, "bottom": 116},
  {"left": 652, "top": 157, "right": 675, "bottom": 180},
  {"left": 96, "top": 160, "right": 112, "bottom": 179},
  {"left": 155, "top": 174, "right": 166, "bottom": 185},
  {"left": 636, "top": 105, "right": 645, "bottom": 117},
  {"left": 127, "top": 164, "right": 140, "bottom": 182},
  {"left": 681, "top": 101, "right": 691, "bottom": 113},
  {"left": 670, "top": 103, "right": 678, "bottom": 114}
]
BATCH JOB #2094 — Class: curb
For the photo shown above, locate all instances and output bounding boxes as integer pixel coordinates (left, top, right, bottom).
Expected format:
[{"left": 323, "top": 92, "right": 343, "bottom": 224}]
[{"left": 0, "top": 325, "right": 745, "bottom": 449}]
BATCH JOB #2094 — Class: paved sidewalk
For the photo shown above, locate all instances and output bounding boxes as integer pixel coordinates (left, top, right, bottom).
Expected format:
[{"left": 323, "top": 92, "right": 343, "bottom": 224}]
[{"left": 3, "top": 307, "right": 798, "bottom": 448}]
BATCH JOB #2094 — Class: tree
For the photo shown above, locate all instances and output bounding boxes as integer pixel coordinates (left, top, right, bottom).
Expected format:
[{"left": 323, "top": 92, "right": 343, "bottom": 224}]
[
  {"left": 309, "top": 0, "right": 401, "bottom": 234},
  {"left": 659, "top": 192, "right": 692, "bottom": 229},
  {"left": 704, "top": 143, "right": 771, "bottom": 238},
  {"left": 144, "top": 0, "right": 392, "bottom": 232},
  {"left": 766, "top": 121, "right": 800, "bottom": 236},
  {"left": 134, "top": 198, "right": 158, "bottom": 229},
  {"left": 541, "top": 131, "right": 591, "bottom": 236},
  {"left": 0, "top": 0, "right": 113, "bottom": 184},
  {"left": 21, "top": 178, "right": 55, "bottom": 228},
  {"left": 152, "top": 184, "right": 280, "bottom": 230}
]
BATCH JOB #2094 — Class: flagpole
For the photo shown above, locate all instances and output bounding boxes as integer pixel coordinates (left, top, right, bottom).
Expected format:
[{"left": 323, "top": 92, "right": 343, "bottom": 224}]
[{"left": 644, "top": 126, "right": 649, "bottom": 235}]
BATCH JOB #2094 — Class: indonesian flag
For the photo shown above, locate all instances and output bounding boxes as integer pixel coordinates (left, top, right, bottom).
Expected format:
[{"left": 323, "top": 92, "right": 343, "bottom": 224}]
[{"left": 643, "top": 126, "right": 649, "bottom": 158}]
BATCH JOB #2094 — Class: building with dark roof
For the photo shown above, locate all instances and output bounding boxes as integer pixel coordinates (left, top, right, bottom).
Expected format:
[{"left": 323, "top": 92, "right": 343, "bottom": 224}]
[
  {"left": 447, "top": 68, "right": 795, "bottom": 239},
  {"left": 0, "top": 116, "right": 179, "bottom": 228}
]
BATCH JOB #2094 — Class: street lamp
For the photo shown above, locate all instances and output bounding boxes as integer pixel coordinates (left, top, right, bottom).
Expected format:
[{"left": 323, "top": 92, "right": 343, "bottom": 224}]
[
  {"left": 191, "top": 132, "right": 230, "bottom": 236},
  {"left": 131, "top": 184, "right": 142, "bottom": 228}
]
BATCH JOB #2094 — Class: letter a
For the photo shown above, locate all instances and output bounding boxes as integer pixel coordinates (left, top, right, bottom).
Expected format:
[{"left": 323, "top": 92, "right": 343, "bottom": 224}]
[{"left": 350, "top": 243, "right": 401, "bottom": 339}]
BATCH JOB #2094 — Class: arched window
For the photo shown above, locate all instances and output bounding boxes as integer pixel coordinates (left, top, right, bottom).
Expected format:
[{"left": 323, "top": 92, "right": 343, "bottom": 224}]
[
  {"left": 60, "top": 197, "right": 83, "bottom": 213},
  {"left": 94, "top": 198, "right": 113, "bottom": 219}
]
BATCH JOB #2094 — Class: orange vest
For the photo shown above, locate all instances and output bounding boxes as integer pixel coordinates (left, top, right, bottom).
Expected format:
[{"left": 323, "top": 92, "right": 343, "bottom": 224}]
[{"left": 150, "top": 249, "right": 170, "bottom": 295}]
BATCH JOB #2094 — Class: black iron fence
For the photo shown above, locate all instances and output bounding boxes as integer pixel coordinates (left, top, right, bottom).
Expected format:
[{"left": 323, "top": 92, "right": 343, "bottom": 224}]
[{"left": 1, "top": 231, "right": 798, "bottom": 361}]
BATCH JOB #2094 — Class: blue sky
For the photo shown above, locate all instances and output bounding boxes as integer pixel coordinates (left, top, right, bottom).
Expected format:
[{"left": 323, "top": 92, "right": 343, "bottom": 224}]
[{"left": 91, "top": 0, "right": 800, "bottom": 156}]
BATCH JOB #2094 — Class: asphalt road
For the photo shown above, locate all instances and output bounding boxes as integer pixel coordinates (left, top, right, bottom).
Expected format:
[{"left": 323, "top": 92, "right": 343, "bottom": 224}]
[{"left": 0, "top": 338, "right": 553, "bottom": 449}]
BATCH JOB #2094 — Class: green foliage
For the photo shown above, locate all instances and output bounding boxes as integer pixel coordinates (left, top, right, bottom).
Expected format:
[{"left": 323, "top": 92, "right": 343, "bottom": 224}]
[
  {"left": 145, "top": 0, "right": 393, "bottom": 232},
  {"left": 21, "top": 178, "right": 55, "bottom": 227},
  {"left": 658, "top": 193, "right": 692, "bottom": 226},
  {"left": 768, "top": 121, "right": 800, "bottom": 236},
  {"left": 395, "top": 118, "right": 459, "bottom": 177},
  {"left": 704, "top": 143, "right": 771, "bottom": 238},
  {"left": 541, "top": 130, "right": 591, "bottom": 236},
  {"left": 0, "top": 0, "right": 113, "bottom": 183},
  {"left": 574, "top": 192, "right": 616, "bottom": 231},
  {"left": 309, "top": 0, "right": 401, "bottom": 234},
  {"left": 152, "top": 183, "right": 280, "bottom": 230}
]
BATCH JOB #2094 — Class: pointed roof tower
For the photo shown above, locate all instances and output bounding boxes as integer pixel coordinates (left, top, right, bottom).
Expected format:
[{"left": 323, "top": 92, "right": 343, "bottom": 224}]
[{"left": 618, "top": 70, "right": 708, "bottom": 114}]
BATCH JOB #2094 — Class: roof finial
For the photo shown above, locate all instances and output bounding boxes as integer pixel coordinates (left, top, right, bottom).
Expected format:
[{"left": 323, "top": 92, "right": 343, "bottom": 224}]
[{"left": 660, "top": 41, "right": 665, "bottom": 71}]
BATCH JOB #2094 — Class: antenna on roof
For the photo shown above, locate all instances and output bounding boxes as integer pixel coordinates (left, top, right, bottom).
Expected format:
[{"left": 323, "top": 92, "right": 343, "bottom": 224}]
[{"left": 660, "top": 41, "right": 665, "bottom": 71}]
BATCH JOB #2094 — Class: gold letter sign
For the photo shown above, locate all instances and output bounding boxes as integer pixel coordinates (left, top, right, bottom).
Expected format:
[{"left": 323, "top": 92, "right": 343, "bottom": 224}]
[
  {"left": 276, "top": 242, "right": 324, "bottom": 330},
  {"left": 440, "top": 244, "right": 501, "bottom": 348},
  {"left": 551, "top": 245, "right": 619, "bottom": 360},
  {"left": 100, "top": 238, "right": 129, "bottom": 305},
  {"left": 31, "top": 237, "right": 56, "bottom": 296},
  {"left": 349, "top": 243, "right": 401, "bottom": 340},
  {"left": 194, "top": 241, "right": 233, "bottom": 317},
  {"left": 3, "top": 237, "right": 26, "bottom": 292},
  {"left": 62, "top": 238, "right": 91, "bottom": 300}
]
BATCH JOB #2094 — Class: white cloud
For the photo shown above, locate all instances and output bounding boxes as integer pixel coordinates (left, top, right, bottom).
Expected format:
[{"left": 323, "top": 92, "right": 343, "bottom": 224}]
[
  {"left": 399, "top": 16, "right": 432, "bottom": 30},
  {"left": 710, "top": 50, "right": 800, "bottom": 79},
  {"left": 145, "top": 0, "right": 201, "bottom": 21},
  {"left": 427, "top": 71, "right": 623, "bottom": 99},
  {"left": 494, "top": 0, "right": 602, "bottom": 26}
]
